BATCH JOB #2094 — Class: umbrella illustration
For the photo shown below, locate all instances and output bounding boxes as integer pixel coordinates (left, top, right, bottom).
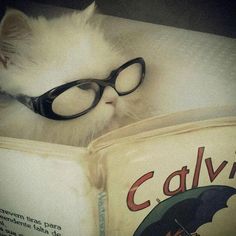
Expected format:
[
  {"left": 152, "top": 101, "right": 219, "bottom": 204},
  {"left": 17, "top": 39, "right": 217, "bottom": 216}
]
[{"left": 133, "top": 185, "right": 236, "bottom": 236}]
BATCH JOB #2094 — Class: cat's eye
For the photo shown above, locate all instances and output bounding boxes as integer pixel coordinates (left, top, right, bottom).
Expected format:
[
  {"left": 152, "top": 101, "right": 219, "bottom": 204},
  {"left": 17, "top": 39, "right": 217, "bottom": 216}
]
[
  {"left": 15, "top": 57, "right": 145, "bottom": 120},
  {"left": 52, "top": 82, "right": 99, "bottom": 116}
]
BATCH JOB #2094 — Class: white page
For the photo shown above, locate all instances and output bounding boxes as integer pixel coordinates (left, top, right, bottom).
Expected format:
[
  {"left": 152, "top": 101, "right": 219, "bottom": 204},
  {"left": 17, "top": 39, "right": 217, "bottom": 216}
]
[{"left": 0, "top": 138, "right": 98, "bottom": 236}]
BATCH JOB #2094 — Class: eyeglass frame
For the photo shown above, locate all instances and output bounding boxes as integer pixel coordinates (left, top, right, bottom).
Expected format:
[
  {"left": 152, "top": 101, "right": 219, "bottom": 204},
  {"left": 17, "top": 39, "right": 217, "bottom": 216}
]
[{"left": 15, "top": 57, "right": 146, "bottom": 121}]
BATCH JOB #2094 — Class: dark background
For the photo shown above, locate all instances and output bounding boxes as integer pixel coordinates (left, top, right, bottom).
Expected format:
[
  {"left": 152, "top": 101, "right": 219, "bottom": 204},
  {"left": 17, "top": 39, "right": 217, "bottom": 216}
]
[{"left": 0, "top": 0, "right": 235, "bottom": 37}]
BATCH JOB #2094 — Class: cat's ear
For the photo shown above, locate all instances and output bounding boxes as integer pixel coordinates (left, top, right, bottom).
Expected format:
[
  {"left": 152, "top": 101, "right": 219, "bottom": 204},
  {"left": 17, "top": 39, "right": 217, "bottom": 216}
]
[
  {"left": 0, "top": 9, "right": 31, "bottom": 68},
  {"left": 0, "top": 9, "right": 31, "bottom": 40},
  {"left": 81, "top": 2, "right": 96, "bottom": 22}
]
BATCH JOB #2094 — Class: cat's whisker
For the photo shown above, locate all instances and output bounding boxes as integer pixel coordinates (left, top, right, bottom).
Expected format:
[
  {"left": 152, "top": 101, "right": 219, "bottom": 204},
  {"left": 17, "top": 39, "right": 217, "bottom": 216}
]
[
  {"left": 125, "top": 109, "right": 142, "bottom": 121},
  {"left": 124, "top": 100, "right": 150, "bottom": 120}
]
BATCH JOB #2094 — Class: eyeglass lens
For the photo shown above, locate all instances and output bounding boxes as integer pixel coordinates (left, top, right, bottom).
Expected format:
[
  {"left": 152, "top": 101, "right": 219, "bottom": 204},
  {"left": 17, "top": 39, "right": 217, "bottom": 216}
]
[
  {"left": 115, "top": 62, "right": 142, "bottom": 93},
  {"left": 52, "top": 82, "right": 99, "bottom": 116}
]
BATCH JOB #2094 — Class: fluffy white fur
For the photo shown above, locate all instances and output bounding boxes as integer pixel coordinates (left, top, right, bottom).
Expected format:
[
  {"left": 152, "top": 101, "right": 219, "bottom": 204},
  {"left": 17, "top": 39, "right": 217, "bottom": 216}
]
[{"left": 0, "top": 3, "right": 146, "bottom": 146}]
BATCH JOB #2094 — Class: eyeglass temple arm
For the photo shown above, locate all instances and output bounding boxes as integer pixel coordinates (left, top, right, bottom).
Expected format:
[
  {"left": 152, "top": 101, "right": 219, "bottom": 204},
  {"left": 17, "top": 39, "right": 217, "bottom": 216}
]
[{"left": 15, "top": 94, "right": 37, "bottom": 112}]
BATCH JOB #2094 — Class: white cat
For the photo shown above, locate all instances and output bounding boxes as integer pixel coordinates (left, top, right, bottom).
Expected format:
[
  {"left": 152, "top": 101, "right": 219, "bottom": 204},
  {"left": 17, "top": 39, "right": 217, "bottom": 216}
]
[
  {"left": 1, "top": 3, "right": 235, "bottom": 147},
  {"left": 0, "top": 3, "right": 147, "bottom": 146}
]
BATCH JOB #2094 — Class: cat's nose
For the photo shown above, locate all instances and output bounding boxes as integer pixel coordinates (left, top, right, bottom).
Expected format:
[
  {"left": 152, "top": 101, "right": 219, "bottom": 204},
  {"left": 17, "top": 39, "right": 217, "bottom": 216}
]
[{"left": 102, "top": 86, "right": 118, "bottom": 106}]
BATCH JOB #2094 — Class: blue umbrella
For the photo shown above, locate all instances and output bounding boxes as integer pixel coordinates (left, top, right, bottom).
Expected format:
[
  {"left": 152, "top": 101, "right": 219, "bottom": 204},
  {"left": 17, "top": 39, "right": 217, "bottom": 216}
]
[{"left": 134, "top": 185, "right": 236, "bottom": 236}]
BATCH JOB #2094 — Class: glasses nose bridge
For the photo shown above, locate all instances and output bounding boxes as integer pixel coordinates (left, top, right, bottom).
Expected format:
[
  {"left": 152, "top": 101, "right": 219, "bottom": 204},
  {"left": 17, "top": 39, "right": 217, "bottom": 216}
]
[{"left": 100, "top": 71, "right": 117, "bottom": 89}]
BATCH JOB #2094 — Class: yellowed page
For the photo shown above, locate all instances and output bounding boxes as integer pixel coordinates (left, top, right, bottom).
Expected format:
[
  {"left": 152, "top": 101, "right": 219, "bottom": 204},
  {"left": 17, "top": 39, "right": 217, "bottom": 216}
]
[
  {"left": 91, "top": 117, "right": 236, "bottom": 236},
  {"left": 0, "top": 137, "right": 98, "bottom": 236}
]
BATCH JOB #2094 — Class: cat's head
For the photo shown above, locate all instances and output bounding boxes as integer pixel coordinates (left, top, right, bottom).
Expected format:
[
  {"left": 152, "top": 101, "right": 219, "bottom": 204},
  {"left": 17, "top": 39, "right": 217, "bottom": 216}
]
[{"left": 0, "top": 3, "right": 145, "bottom": 146}]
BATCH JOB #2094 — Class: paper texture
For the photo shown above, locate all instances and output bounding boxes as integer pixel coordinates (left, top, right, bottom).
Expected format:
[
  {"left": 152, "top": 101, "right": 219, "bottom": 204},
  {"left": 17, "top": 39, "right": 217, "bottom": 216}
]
[{"left": 0, "top": 138, "right": 98, "bottom": 236}]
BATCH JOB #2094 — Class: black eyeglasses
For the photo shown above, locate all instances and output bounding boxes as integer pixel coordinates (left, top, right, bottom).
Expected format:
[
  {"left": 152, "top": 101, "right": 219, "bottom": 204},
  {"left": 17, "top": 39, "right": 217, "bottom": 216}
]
[{"left": 15, "top": 57, "right": 145, "bottom": 120}]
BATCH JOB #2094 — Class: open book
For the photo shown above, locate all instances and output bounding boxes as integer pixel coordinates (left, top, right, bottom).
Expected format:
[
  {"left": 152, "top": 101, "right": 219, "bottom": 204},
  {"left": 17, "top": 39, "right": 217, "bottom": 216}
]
[{"left": 0, "top": 106, "right": 236, "bottom": 236}]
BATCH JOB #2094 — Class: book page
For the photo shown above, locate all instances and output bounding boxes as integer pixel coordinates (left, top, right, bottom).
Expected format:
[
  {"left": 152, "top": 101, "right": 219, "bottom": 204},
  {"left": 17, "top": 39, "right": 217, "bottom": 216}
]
[
  {"left": 90, "top": 106, "right": 236, "bottom": 150},
  {"left": 91, "top": 117, "right": 236, "bottom": 236},
  {"left": 0, "top": 137, "right": 98, "bottom": 236}
]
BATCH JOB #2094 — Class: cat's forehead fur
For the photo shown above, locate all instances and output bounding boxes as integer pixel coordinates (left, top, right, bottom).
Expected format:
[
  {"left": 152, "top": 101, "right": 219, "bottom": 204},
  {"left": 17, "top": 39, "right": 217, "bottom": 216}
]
[{"left": 0, "top": 9, "right": 123, "bottom": 96}]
